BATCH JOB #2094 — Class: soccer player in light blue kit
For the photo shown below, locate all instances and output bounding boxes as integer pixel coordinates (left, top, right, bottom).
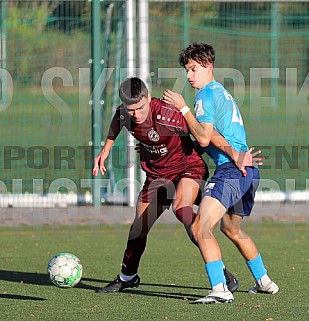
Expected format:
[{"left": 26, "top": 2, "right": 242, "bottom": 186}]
[{"left": 163, "top": 43, "right": 279, "bottom": 304}]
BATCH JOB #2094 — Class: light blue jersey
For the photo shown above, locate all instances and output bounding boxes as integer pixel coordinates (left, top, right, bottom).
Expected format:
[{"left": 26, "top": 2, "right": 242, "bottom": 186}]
[{"left": 194, "top": 80, "right": 248, "bottom": 167}]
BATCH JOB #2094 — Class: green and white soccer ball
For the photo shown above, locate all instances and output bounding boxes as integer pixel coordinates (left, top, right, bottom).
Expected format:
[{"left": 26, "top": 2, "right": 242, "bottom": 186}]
[{"left": 47, "top": 252, "right": 83, "bottom": 288}]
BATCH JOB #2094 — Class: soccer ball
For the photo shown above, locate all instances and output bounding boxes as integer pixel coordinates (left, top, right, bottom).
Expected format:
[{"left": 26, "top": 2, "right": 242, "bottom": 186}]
[{"left": 47, "top": 252, "right": 82, "bottom": 288}]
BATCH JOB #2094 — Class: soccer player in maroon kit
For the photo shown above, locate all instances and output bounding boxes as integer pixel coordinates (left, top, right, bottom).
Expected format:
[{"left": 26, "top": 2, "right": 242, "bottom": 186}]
[{"left": 93, "top": 77, "right": 245, "bottom": 293}]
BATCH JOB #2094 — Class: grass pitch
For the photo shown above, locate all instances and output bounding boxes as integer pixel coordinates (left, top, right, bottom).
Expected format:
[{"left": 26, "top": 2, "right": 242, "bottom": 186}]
[{"left": 0, "top": 222, "right": 308, "bottom": 321}]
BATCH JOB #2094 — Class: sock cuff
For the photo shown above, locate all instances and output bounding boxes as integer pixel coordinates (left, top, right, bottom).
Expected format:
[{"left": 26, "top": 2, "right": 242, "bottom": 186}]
[
  {"left": 246, "top": 253, "right": 268, "bottom": 281},
  {"left": 206, "top": 260, "right": 226, "bottom": 288},
  {"left": 119, "top": 273, "right": 136, "bottom": 282}
]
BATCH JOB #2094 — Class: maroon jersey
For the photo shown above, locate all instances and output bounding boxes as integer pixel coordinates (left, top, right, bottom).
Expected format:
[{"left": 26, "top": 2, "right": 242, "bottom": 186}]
[{"left": 108, "top": 97, "right": 207, "bottom": 178}]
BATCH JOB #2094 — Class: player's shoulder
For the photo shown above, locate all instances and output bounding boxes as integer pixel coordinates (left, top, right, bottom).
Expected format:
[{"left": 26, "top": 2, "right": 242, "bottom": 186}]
[
  {"left": 115, "top": 104, "right": 128, "bottom": 122},
  {"left": 150, "top": 97, "right": 183, "bottom": 127},
  {"left": 114, "top": 104, "right": 123, "bottom": 116},
  {"left": 201, "top": 81, "right": 227, "bottom": 103},
  {"left": 116, "top": 104, "right": 124, "bottom": 112},
  {"left": 151, "top": 97, "right": 172, "bottom": 109},
  {"left": 197, "top": 81, "right": 220, "bottom": 98},
  {"left": 206, "top": 81, "right": 225, "bottom": 95},
  {"left": 151, "top": 97, "right": 178, "bottom": 114},
  {"left": 150, "top": 97, "right": 162, "bottom": 109},
  {"left": 196, "top": 82, "right": 219, "bottom": 105}
]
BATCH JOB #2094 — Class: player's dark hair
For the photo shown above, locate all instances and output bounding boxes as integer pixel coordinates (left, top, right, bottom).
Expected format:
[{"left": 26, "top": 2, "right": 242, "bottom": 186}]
[
  {"left": 179, "top": 43, "right": 215, "bottom": 68},
  {"left": 119, "top": 77, "right": 148, "bottom": 105}
]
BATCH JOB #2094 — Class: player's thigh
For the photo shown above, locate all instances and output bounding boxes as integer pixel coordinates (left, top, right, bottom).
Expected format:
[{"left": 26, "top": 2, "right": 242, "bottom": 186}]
[
  {"left": 173, "top": 177, "right": 201, "bottom": 209},
  {"left": 139, "top": 176, "right": 174, "bottom": 206},
  {"left": 197, "top": 196, "right": 227, "bottom": 230}
]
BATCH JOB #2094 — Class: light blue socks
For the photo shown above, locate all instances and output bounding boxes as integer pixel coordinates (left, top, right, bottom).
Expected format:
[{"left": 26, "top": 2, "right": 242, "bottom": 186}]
[
  {"left": 206, "top": 260, "right": 226, "bottom": 287},
  {"left": 246, "top": 253, "right": 267, "bottom": 281}
]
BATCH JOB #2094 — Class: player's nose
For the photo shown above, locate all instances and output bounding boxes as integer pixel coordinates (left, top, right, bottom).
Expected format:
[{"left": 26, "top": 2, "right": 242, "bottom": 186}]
[{"left": 135, "top": 110, "right": 142, "bottom": 117}]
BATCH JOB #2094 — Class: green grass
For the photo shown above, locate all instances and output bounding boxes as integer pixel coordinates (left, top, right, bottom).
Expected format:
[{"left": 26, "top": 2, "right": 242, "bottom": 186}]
[{"left": 0, "top": 222, "right": 308, "bottom": 321}]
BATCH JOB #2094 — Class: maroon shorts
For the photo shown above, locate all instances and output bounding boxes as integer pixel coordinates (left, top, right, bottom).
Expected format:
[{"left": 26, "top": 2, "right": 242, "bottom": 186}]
[{"left": 138, "top": 166, "right": 208, "bottom": 206}]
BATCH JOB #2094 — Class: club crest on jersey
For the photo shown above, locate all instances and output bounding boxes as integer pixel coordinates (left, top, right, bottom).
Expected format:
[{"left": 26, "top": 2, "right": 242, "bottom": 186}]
[
  {"left": 195, "top": 99, "right": 204, "bottom": 117},
  {"left": 148, "top": 129, "right": 160, "bottom": 142}
]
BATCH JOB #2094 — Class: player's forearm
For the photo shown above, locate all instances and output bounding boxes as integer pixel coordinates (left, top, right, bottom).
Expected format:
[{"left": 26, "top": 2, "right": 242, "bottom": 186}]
[
  {"left": 211, "top": 130, "right": 239, "bottom": 161},
  {"left": 183, "top": 111, "right": 211, "bottom": 147},
  {"left": 93, "top": 137, "right": 115, "bottom": 176},
  {"left": 100, "top": 138, "right": 114, "bottom": 157}
]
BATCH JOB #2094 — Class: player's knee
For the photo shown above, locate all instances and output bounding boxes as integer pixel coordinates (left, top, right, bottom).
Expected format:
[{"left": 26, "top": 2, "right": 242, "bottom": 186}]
[
  {"left": 192, "top": 218, "right": 213, "bottom": 241},
  {"left": 220, "top": 225, "right": 238, "bottom": 240}
]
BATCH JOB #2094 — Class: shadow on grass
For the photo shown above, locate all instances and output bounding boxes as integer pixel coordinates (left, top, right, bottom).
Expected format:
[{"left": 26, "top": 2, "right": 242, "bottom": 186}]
[
  {"left": 0, "top": 271, "right": 245, "bottom": 300},
  {"left": 91, "top": 278, "right": 248, "bottom": 300},
  {"left": 0, "top": 270, "right": 97, "bottom": 290},
  {"left": 85, "top": 277, "right": 209, "bottom": 290},
  {"left": 89, "top": 278, "right": 209, "bottom": 301},
  {"left": 0, "top": 293, "right": 46, "bottom": 301},
  {"left": 91, "top": 278, "right": 248, "bottom": 293},
  {"left": 123, "top": 289, "right": 202, "bottom": 301}
]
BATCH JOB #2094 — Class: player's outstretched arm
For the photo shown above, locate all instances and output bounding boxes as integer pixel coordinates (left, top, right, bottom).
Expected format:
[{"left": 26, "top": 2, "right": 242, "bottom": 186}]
[
  {"left": 92, "top": 138, "right": 114, "bottom": 176},
  {"left": 92, "top": 112, "right": 121, "bottom": 176}
]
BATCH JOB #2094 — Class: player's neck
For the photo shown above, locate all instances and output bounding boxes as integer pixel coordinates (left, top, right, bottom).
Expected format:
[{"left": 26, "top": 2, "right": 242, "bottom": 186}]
[{"left": 199, "top": 76, "right": 215, "bottom": 89}]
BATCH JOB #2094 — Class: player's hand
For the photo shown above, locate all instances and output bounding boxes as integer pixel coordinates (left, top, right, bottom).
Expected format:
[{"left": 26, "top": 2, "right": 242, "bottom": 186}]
[
  {"left": 235, "top": 147, "right": 264, "bottom": 176},
  {"left": 162, "top": 89, "right": 187, "bottom": 110},
  {"left": 92, "top": 153, "right": 108, "bottom": 176}
]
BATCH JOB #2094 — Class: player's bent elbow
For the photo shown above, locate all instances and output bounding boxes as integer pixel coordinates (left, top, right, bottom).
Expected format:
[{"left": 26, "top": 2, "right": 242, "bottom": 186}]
[{"left": 197, "top": 136, "right": 210, "bottom": 148}]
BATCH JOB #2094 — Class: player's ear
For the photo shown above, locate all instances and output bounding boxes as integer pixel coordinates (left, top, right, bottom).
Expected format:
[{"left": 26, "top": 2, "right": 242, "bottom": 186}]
[
  {"left": 208, "top": 63, "right": 214, "bottom": 73},
  {"left": 148, "top": 93, "right": 151, "bottom": 102}
]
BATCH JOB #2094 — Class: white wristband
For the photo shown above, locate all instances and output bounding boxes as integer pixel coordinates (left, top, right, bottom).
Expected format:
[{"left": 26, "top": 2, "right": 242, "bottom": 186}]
[{"left": 180, "top": 106, "right": 190, "bottom": 116}]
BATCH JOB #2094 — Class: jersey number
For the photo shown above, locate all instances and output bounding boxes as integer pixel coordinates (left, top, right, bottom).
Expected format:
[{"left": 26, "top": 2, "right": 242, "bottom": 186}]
[{"left": 223, "top": 91, "right": 243, "bottom": 125}]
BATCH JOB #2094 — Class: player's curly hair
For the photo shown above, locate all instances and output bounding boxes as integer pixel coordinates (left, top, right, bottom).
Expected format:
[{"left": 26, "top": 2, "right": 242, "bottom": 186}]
[
  {"left": 179, "top": 43, "right": 215, "bottom": 68},
  {"left": 119, "top": 77, "right": 148, "bottom": 105}
]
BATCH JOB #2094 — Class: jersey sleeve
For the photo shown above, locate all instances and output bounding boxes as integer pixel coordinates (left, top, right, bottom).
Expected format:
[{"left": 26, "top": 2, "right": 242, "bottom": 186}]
[
  {"left": 107, "top": 106, "right": 124, "bottom": 140},
  {"left": 195, "top": 89, "right": 216, "bottom": 125}
]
